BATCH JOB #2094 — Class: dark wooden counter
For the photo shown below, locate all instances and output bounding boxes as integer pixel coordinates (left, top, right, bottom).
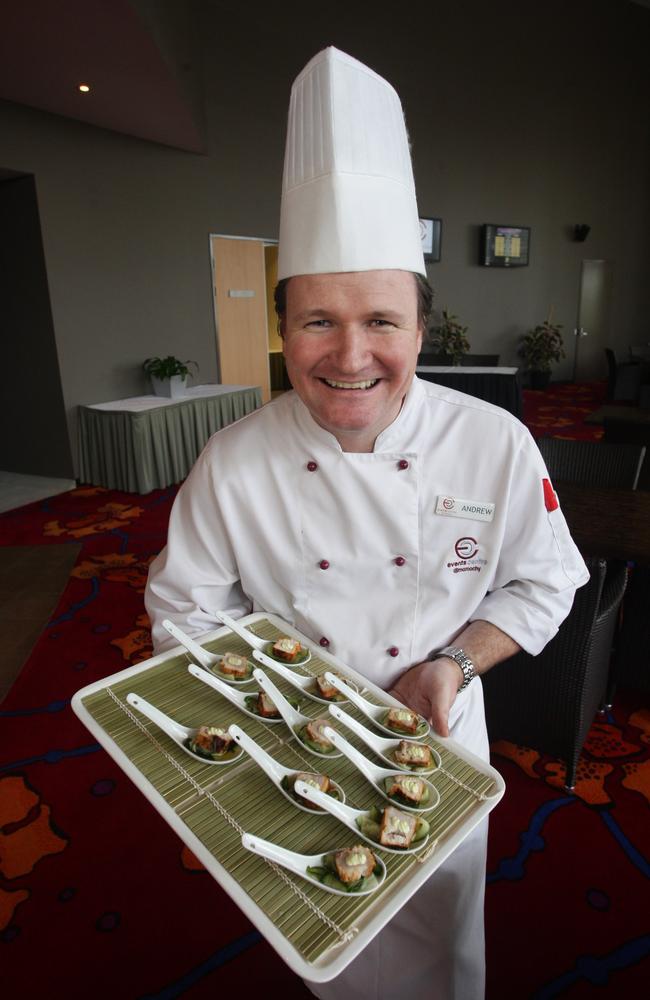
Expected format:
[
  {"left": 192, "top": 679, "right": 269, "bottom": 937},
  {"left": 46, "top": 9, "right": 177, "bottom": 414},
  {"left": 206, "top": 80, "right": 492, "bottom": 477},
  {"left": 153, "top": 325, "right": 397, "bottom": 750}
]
[{"left": 556, "top": 481, "right": 650, "bottom": 566}]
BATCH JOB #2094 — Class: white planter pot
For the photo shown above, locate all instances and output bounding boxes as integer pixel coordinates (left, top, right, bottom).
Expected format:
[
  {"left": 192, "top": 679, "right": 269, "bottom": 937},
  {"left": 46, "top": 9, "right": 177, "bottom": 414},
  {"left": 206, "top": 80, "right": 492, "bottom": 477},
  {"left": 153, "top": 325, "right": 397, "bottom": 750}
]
[{"left": 151, "top": 374, "right": 188, "bottom": 398}]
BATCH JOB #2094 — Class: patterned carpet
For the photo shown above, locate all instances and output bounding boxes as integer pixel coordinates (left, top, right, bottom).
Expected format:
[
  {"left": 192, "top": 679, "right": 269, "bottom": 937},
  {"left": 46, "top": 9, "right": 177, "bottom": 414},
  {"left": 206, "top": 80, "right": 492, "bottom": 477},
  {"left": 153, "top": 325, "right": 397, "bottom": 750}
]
[
  {"left": 522, "top": 380, "right": 607, "bottom": 442},
  {"left": 1, "top": 382, "right": 648, "bottom": 997}
]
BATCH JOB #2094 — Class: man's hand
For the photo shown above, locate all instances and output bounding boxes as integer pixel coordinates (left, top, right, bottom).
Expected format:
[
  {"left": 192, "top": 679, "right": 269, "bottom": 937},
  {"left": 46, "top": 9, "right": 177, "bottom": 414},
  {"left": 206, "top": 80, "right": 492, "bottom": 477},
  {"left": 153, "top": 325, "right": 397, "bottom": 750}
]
[
  {"left": 387, "top": 620, "right": 522, "bottom": 739},
  {"left": 388, "top": 657, "right": 462, "bottom": 738}
]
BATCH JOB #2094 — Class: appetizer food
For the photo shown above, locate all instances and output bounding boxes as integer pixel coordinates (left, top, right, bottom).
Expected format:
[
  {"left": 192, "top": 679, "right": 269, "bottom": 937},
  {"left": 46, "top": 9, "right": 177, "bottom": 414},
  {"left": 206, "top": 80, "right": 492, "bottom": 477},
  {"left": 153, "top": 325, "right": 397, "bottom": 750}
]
[
  {"left": 281, "top": 771, "right": 340, "bottom": 810},
  {"left": 314, "top": 672, "right": 347, "bottom": 702},
  {"left": 307, "top": 845, "right": 382, "bottom": 893},
  {"left": 383, "top": 707, "right": 425, "bottom": 736},
  {"left": 392, "top": 740, "right": 434, "bottom": 770},
  {"left": 384, "top": 774, "right": 430, "bottom": 807},
  {"left": 186, "top": 725, "right": 236, "bottom": 760},
  {"left": 272, "top": 636, "right": 303, "bottom": 661},
  {"left": 298, "top": 718, "right": 337, "bottom": 753},
  {"left": 216, "top": 651, "right": 253, "bottom": 679},
  {"left": 244, "top": 691, "right": 298, "bottom": 718},
  {"left": 356, "top": 805, "right": 429, "bottom": 849}
]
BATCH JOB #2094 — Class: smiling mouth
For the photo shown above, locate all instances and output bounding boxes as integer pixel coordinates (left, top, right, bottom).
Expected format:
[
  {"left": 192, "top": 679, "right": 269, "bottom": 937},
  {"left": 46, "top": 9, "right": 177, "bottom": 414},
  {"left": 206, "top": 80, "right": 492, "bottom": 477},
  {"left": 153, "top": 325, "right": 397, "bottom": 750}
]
[{"left": 320, "top": 378, "right": 379, "bottom": 390}]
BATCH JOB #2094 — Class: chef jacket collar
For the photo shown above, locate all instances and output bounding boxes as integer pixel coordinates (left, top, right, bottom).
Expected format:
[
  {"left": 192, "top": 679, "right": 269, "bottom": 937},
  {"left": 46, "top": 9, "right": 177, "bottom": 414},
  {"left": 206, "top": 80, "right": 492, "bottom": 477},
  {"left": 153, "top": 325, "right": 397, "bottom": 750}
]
[{"left": 291, "top": 376, "right": 425, "bottom": 455}]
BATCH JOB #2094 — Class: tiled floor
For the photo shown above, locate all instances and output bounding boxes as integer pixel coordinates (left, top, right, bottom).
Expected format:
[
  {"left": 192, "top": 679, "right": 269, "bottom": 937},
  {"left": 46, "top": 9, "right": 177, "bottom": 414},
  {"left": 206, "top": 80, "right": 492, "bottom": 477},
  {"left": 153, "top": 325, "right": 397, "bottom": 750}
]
[{"left": 0, "top": 470, "right": 76, "bottom": 514}]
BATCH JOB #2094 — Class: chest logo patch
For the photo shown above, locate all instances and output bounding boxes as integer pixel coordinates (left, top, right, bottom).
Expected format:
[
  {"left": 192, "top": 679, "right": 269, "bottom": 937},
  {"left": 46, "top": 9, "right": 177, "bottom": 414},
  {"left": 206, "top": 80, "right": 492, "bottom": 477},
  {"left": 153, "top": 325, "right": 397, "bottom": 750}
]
[
  {"left": 455, "top": 537, "right": 478, "bottom": 559},
  {"left": 447, "top": 537, "right": 487, "bottom": 575},
  {"left": 435, "top": 495, "right": 495, "bottom": 522}
]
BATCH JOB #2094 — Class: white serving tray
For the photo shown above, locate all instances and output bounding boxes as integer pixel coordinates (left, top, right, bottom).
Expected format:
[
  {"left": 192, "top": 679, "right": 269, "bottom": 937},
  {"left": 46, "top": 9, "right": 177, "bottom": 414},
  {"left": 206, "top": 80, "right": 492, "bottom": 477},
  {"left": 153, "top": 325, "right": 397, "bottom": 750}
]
[{"left": 72, "top": 613, "right": 504, "bottom": 982}]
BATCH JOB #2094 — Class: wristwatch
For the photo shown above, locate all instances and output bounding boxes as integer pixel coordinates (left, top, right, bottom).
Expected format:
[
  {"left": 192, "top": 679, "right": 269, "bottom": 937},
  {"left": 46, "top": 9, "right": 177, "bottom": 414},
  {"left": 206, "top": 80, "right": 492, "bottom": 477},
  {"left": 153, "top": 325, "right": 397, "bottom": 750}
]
[{"left": 429, "top": 646, "right": 475, "bottom": 692}]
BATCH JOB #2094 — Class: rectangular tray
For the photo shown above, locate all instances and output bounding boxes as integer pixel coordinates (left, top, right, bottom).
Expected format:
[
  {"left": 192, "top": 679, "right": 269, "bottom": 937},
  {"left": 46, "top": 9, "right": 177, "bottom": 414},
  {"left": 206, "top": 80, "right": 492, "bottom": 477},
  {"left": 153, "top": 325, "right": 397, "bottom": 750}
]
[{"left": 72, "top": 613, "right": 504, "bottom": 982}]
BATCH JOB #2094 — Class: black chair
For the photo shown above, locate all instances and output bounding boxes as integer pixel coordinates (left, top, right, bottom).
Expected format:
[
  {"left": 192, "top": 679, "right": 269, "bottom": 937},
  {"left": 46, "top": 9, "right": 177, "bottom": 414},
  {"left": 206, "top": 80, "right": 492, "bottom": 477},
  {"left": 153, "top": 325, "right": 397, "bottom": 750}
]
[
  {"left": 604, "top": 348, "right": 642, "bottom": 402},
  {"left": 537, "top": 437, "right": 646, "bottom": 490},
  {"left": 599, "top": 419, "right": 650, "bottom": 696},
  {"left": 602, "top": 420, "right": 650, "bottom": 490},
  {"left": 483, "top": 557, "right": 627, "bottom": 791},
  {"left": 460, "top": 354, "right": 500, "bottom": 367}
]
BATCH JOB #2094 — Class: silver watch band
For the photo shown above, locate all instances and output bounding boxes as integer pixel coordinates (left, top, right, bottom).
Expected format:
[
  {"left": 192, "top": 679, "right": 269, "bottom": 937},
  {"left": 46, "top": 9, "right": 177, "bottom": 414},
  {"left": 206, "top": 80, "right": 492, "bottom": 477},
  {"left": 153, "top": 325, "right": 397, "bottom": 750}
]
[{"left": 429, "top": 645, "right": 475, "bottom": 691}]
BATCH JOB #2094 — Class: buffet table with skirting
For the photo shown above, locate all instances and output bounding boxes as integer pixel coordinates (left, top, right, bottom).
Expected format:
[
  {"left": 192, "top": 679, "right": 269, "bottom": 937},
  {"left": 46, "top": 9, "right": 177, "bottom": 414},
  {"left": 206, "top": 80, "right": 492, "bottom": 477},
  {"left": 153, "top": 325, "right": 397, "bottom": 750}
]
[
  {"left": 78, "top": 385, "right": 262, "bottom": 493},
  {"left": 416, "top": 366, "right": 522, "bottom": 418}
]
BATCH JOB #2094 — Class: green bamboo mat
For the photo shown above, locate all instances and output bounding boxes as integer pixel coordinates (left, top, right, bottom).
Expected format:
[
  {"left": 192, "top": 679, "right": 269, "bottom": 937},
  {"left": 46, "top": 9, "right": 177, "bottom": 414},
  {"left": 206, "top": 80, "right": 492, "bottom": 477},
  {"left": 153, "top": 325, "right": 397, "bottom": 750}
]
[{"left": 81, "top": 619, "right": 497, "bottom": 966}]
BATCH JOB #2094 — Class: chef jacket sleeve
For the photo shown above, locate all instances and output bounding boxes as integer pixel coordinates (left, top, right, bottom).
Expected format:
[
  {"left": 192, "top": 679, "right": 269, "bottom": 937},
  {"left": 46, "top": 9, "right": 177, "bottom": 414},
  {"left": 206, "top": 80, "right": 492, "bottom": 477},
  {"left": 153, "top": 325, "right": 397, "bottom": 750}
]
[
  {"left": 468, "top": 433, "right": 590, "bottom": 655},
  {"left": 145, "top": 447, "right": 251, "bottom": 653}
]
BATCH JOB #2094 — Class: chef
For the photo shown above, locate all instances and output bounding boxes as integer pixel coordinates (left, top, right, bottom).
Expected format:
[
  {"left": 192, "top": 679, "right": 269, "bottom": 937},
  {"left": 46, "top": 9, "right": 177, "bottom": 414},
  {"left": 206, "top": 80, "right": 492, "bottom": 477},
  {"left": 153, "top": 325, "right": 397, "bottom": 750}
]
[{"left": 146, "top": 48, "right": 588, "bottom": 1000}]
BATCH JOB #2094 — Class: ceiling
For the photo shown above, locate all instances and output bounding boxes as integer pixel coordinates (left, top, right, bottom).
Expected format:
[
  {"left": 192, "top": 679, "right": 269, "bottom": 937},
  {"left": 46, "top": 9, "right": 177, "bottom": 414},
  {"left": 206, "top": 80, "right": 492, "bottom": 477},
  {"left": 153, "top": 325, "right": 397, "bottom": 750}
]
[
  {"left": 1, "top": 1, "right": 648, "bottom": 160},
  {"left": 0, "top": 0, "right": 204, "bottom": 154}
]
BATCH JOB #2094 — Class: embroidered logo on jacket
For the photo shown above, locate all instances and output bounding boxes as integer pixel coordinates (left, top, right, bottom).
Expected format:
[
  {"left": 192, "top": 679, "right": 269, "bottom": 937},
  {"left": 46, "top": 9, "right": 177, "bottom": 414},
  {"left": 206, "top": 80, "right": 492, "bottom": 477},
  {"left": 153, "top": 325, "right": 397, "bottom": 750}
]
[{"left": 446, "top": 537, "right": 487, "bottom": 574}]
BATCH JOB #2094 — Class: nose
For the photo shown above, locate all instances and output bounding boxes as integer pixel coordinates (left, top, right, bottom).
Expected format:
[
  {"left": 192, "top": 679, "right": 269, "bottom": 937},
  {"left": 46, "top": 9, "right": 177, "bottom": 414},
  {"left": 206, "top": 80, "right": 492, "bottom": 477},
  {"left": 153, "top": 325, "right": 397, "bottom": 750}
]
[{"left": 328, "top": 326, "right": 373, "bottom": 373}]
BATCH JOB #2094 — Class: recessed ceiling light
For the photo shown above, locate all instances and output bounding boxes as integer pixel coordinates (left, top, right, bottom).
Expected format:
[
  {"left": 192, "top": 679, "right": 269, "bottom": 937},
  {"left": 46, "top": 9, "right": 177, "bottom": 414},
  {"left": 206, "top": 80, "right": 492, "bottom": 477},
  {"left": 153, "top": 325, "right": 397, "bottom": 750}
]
[{"left": 78, "top": 84, "right": 91, "bottom": 93}]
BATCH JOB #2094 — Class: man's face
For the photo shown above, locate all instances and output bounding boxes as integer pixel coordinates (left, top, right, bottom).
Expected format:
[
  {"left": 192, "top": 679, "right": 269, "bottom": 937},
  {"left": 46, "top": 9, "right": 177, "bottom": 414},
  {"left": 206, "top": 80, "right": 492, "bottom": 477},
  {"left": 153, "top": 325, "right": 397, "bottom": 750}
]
[{"left": 282, "top": 270, "right": 423, "bottom": 452}]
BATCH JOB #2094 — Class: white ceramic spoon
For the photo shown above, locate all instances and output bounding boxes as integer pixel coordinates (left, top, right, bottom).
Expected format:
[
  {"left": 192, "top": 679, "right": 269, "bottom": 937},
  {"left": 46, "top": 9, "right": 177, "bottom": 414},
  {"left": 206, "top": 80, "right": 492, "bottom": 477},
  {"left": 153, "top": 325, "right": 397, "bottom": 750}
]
[
  {"left": 241, "top": 832, "right": 386, "bottom": 897},
  {"left": 227, "top": 724, "right": 345, "bottom": 814},
  {"left": 188, "top": 663, "right": 285, "bottom": 725},
  {"left": 320, "top": 724, "right": 439, "bottom": 813},
  {"left": 323, "top": 671, "right": 430, "bottom": 741},
  {"left": 215, "top": 610, "right": 312, "bottom": 665},
  {"left": 251, "top": 648, "right": 355, "bottom": 705},
  {"left": 329, "top": 704, "right": 440, "bottom": 775},
  {"left": 294, "top": 781, "right": 430, "bottom": 856},
  {"left": 162, "top": 618, "right": 218, "bottom": 670},
  {"left": 125, "top": 692, "right": 242, "bottom": 766},
  {"left": 162, "top": 618, "right": 254, "bottom": 685},
  {"left": 253, "top": 668, "right": 343, "bottom": 759}
]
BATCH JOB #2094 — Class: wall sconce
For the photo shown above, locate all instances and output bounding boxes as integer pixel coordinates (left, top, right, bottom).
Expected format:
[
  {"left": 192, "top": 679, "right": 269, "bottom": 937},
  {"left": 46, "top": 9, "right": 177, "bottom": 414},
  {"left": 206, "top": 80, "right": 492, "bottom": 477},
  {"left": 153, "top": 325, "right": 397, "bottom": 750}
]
[{"left": 573, "top": 224, "right": 591, "bottom": 242}]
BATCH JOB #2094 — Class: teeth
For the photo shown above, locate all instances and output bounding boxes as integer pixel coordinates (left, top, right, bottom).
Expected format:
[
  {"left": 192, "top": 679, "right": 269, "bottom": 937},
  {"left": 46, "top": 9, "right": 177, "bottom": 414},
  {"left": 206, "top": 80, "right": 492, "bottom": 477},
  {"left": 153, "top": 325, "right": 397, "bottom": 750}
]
[{"left": 323, "top": 378, "right": 378, "bottom": 390}]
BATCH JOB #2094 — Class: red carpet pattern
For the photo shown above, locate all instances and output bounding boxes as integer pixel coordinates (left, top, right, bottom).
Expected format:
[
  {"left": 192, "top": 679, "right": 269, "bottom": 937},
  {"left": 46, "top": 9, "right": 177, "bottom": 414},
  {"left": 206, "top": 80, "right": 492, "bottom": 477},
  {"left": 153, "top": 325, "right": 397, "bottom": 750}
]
[
  {"left": 1, "top": 456, "right": 648, "bottom": 997},
  {"left": 522, "top": 380, "right": 607, "bottom": 442}
]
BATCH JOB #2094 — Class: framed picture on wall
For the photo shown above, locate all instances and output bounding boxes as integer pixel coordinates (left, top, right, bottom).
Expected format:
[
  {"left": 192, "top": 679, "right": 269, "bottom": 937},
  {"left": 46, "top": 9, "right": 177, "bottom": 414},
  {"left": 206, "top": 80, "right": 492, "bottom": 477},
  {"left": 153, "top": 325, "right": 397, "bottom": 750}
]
[
  {"left": 480, "top": 224, "right": 530, "bottom": 267},
  {"left": 419, "top": 217, "right": 442, "bottom": 262}
]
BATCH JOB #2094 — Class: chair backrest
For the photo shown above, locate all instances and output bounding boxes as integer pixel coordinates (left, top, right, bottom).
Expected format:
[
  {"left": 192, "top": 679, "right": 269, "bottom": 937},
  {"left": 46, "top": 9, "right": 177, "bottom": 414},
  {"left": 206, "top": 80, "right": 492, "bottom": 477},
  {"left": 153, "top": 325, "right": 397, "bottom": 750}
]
[
  {"left": 604, "top": 348, "right": 617, "bottom": 397},
  {"left": 602, "top": 420, "right": 650, "bottom": 489},
  {"left": 460, "top": 354, "right": 500, "bottom": 367},
  {"left": 537, "top": 436, "right": 646, "bottom": 490}
]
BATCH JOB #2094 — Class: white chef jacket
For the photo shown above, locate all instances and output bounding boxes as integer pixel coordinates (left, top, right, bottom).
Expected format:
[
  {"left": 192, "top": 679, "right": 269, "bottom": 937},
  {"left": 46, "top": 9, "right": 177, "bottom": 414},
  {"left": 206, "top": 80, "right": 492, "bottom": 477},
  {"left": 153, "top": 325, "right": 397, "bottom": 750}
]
[
  {"left": 147, "top": 376, "right": 588, "bottom": 679},
  {"left": 145, "top": 376, "right": 588, "bottom": 1000}
]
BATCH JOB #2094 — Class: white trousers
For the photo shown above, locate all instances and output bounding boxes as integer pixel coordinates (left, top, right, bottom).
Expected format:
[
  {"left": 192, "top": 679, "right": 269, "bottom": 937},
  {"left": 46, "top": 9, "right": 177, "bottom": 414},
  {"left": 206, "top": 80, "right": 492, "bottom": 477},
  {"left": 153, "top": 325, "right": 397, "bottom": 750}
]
[{"left": 305, "top": 682, "right": 490, "bottom": 1000}]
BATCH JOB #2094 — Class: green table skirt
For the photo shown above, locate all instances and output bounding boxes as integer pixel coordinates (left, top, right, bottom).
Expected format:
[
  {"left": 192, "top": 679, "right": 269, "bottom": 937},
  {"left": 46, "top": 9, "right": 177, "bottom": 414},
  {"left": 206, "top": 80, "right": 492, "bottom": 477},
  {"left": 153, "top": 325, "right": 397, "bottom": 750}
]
[{"left": 78, "top": 387, "right": 262, "bottom": 493}]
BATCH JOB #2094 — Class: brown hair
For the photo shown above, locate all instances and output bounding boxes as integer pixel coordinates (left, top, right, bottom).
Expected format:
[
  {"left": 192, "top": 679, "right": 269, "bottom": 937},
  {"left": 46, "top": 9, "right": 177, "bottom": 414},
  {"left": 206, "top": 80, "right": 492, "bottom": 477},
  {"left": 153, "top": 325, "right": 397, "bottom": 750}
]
[{"left": 274, "top": 272, "right": 433, "bottom": 334}]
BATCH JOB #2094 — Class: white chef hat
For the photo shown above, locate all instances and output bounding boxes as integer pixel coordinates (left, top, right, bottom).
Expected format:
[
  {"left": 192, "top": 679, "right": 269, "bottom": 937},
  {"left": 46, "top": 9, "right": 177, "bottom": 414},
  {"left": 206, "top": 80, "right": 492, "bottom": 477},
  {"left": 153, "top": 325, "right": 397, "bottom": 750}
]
[{"left": 278, "top": 47, "right": 425, "bottom": 279}]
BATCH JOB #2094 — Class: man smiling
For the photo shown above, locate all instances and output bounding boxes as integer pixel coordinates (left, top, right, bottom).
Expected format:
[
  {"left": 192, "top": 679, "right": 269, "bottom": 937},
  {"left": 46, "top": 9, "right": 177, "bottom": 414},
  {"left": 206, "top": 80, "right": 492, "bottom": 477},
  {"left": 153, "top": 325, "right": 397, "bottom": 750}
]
[
  {"left": 280, "top": 270, "right": 423, "bottom": 453},
  {"left": 146, "top": 47, "right": 588, "bottom": 999}
]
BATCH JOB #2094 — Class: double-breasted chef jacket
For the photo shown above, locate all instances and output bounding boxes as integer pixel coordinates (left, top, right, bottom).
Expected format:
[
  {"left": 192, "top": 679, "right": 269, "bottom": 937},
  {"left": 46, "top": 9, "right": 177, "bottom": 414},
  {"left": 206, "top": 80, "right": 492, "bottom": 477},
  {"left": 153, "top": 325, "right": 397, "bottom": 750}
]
[
  {"left": 147, "top": 375, "right": 589, "bottom": 697},
  {"left": 146, "top": 376, "right": 588, "bottom": 1000}
]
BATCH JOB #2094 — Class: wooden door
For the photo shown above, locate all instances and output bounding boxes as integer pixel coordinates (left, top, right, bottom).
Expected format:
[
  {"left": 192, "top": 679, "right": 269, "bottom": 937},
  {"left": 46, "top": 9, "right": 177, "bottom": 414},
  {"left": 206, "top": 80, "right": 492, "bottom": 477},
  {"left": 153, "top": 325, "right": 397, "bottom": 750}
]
[{"left": 211, "top": 236, "right": 271, "bottom": 402}]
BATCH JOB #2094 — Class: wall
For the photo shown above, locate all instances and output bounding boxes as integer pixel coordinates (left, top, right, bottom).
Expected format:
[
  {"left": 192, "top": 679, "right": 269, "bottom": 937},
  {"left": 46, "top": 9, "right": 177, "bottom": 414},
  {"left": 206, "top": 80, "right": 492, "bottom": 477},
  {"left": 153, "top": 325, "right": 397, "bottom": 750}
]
[
  {"left": 0, "top": 175, "right": 73, "bottom": 477},
  {"left": 0, "top": 0, "right": 648, "bottom": 476}
]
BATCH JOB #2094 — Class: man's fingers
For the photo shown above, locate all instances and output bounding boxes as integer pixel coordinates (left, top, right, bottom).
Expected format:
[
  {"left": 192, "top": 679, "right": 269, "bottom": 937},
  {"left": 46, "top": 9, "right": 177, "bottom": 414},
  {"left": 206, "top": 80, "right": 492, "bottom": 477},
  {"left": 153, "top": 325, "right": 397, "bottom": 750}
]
[
  {"left": 388, "top": 686, "right": 408, "bottom": 707},
  {"left": 429, "top": 704, "right": 450, "bottom": 739}
]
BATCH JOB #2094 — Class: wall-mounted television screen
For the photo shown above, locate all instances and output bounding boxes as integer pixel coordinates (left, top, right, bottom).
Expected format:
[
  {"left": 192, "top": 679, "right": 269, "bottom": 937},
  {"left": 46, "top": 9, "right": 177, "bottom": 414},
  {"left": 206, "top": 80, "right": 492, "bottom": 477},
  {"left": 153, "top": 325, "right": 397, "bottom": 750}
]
[{"left": 480, "top": 224, "right": 530, "bottom": 267}]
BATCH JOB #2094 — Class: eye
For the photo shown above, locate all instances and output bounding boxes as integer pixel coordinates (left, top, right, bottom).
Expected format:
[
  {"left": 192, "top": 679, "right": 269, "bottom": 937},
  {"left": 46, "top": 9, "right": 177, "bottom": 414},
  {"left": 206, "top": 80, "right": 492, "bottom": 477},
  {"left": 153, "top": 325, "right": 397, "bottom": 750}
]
[
  {"left": 368, "top": 318, "right": 394, "bottom": 329},
  {"left": 306, "top": 319, "right": 331, "bottom": 329}
]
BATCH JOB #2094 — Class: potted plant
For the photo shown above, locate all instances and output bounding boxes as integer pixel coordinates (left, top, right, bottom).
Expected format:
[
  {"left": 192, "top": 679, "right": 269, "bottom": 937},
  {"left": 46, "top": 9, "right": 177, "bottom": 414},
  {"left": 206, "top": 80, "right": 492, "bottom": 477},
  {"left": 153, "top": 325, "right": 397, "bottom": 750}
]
[
  {"left": 518, "top": 321, "right": 565, "bottom": 389},
  {"left": 427, "top": 309, "right": 471, "bottom": 365},
  {"left": 143, "top": 356, "right": 199, "bottom": 398}
]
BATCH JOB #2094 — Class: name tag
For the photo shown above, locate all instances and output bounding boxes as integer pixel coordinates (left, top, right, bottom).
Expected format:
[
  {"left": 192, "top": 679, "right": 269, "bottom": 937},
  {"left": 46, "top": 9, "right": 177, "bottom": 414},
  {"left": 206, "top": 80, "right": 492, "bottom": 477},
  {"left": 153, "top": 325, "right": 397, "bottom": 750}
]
[{"left": 435, "top": 495, "right": 495, "bottom": 522}]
